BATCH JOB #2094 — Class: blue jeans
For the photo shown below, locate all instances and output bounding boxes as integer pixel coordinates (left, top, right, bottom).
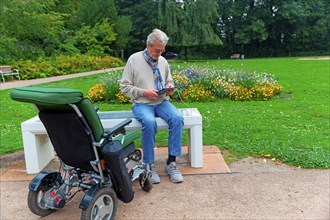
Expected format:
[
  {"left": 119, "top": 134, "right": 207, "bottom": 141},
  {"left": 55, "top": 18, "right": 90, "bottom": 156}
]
[{"left": 132, "top": 100, "right": 184, "bottom": 164}]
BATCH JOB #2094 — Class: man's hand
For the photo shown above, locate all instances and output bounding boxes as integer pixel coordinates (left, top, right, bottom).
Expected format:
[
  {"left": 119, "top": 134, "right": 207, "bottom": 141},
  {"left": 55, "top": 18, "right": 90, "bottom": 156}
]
[
  {"left": 143, "top": 89, "right": 159, "bottom": 100},
  {"left": 165, "top": 84, "right": 175, "bottom": 95}
]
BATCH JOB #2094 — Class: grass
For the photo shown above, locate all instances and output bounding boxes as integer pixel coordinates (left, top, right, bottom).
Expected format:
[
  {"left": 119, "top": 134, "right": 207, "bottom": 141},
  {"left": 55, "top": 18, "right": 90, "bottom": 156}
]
[{"left": 0, "top": 57, "right": 329, "bottom": 168}]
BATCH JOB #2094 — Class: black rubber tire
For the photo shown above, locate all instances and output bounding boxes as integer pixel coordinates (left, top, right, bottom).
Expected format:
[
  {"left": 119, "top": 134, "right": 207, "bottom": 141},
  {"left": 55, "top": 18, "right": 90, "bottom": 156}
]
[
  {"left": 81, "top": 187, "right": 118, "bottom": 220},
  {"left": 139, "top": 173, "right": 153, "bottom": 192},
  {"left": 27, "top": 190, "right": 55, "bottom": 217}
]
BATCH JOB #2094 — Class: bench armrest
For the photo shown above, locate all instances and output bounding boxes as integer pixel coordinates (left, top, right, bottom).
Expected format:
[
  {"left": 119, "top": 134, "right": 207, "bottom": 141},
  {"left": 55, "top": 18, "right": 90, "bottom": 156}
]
[{"left": 102, "top": 118, "right": 132, "bottom": 139}]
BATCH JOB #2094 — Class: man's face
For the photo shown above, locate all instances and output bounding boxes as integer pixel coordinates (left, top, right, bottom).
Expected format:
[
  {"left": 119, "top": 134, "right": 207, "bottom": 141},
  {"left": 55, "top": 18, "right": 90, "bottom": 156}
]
[{"left": 147, "top": 41, "right": 165, "bottom": 60}]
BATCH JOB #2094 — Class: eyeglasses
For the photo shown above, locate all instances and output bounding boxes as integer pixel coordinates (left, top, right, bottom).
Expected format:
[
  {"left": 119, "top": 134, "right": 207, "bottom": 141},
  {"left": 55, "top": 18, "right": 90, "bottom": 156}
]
[{"left": 149, "top": 45, "right": 165, "bottom": 54}]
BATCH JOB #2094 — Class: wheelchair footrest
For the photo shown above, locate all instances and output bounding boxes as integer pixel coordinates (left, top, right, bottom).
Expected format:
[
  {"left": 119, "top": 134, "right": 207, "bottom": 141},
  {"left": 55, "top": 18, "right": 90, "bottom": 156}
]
[{"left": 131, "top": 166, "right": 145, "bottom": 182}]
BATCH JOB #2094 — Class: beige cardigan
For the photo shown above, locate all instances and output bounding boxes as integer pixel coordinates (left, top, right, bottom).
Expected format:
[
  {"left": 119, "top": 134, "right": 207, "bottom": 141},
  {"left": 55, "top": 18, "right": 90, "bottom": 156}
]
[{"left": 120, "top": 51, "right": 173, "bottom": 105}]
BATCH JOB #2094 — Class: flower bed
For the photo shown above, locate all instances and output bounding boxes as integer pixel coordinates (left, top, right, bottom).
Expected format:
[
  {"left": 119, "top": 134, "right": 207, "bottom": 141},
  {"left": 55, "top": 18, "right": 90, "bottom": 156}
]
[{"left": 87, "top": 66, "right": 283, "bottom": 103}]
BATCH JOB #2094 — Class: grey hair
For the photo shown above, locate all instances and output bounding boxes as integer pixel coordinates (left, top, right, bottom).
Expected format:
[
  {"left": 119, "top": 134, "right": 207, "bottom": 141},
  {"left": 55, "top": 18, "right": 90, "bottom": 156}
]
[{"left": 147, "top": 29, "right": 169, "bottom": 46}]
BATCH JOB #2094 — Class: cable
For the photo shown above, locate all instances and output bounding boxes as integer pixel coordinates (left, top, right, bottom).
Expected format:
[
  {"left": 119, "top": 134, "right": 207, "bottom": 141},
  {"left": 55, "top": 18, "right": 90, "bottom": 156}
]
[{"left": 174, "top": 89, "right": 211, "bottom": 128}]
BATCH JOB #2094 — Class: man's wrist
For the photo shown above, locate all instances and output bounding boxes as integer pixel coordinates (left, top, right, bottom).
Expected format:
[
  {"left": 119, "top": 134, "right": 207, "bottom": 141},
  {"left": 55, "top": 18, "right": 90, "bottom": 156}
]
[{"left": 139, "top": 89, "right": 145, "bottom": 97}]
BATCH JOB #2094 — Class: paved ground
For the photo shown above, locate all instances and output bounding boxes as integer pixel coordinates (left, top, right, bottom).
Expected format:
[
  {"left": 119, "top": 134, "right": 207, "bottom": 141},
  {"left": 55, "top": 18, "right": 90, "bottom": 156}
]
[
  {"left": 1, "top": 69, "right": 329, "bottom": 219},
  {"left": 0, "top": 149, "right": 329, "bottom": 220}
]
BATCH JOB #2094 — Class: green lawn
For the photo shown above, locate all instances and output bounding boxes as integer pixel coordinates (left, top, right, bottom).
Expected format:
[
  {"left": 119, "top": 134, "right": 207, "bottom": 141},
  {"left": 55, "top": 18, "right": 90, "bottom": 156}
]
[{"left": 1, "top": 57, "right": 329, "bottom": 168}]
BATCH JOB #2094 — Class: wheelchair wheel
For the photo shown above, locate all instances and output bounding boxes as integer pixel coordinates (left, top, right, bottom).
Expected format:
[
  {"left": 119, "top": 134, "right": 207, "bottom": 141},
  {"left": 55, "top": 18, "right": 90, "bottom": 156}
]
[
  {"left": 134, "top": 149, "right": 142, "bottom": 161},
  {"left": 81, "top": 187, "right": 118, "bottom": 220},
  {"left": 27, "top": 189, "right": 55, "bottom": 217},
  {"left": 139, "top": 172, "right": 153, "bottom": 192},
  {"left": 129, "top": 149, "right": 142, "bottom": 162}
]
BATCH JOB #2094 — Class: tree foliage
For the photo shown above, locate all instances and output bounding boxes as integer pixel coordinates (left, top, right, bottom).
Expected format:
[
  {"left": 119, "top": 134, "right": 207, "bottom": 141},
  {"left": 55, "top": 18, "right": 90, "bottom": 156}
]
[
  {"left": 159, "top": 0, "right": 222, "bottom": 60},
  {"left": 55, "top": 0, "right": 132, "bottom": 57},
  {"left": 0, "top": 0, "right": 65, "bottom": 62},
  {"left": 115, "top": 0, "right": 159, "bottom": 55},
  {"left": 218, "top": 0, "right": 329, "bottom": 57},
  {"left": 0, "top": 0, "right": 132, "bottom": 62},
  {"left": 65, "top": 19, "right": 117, "bottom": 56},
  {"left": 0, "top": 0, "right": 328, "bottom": 63}
]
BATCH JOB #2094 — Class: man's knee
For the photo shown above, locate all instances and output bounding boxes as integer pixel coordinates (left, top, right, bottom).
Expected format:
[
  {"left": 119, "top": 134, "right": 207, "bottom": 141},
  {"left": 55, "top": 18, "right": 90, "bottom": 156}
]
[
  {"left": 142, "top": 117, "right": 157, "bottom": 130},
  {"left": 171, "top": 114, "right": 184, "bottom": 127}
]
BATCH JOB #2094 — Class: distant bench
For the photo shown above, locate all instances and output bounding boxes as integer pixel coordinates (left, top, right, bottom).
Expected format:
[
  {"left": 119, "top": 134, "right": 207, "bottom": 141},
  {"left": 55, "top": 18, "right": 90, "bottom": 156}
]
[
  {"left": 0, "top": 66, "right": 20, "bottom": 82},
  {"left": 21, "top": 108, "right": 203, "bottom": 174},
  {"left": 230, "top": 54, "right": 240, "bottom": 59}
]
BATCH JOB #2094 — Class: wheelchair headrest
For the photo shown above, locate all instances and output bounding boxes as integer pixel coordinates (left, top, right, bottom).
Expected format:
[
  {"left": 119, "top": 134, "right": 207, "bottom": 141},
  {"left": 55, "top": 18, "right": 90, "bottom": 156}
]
[{"left": 10, "top": 87, "right": 84, "bottom": 106}]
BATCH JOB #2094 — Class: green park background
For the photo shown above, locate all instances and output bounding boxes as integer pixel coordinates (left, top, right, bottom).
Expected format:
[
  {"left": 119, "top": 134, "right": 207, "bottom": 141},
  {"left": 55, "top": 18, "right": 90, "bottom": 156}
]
[{"left": 0, "top": 0, "right": 329, "bottom": 169}]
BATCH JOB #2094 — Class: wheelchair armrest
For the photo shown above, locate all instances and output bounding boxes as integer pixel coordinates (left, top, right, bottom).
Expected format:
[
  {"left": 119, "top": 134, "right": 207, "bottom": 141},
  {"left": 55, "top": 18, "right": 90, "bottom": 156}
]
[{"left": 102, "top": 118, "right": 132, "bottom": 139}]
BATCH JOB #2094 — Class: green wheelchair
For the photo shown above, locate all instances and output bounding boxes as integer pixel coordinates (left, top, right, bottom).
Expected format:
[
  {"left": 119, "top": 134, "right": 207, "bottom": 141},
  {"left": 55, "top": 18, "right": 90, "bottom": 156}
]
[{"left": 11, "top": 87, "right": 153, "bottom": 220}]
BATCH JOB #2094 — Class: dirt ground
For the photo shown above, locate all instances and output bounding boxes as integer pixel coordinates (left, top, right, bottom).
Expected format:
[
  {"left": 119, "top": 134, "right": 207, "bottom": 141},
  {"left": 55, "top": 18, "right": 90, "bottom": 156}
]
[
  {"left": 1, "top": 151, "right": 329, "bottom": 220},
  {"left": 0, "top": 151, "right": 25, "bottom": 169}
]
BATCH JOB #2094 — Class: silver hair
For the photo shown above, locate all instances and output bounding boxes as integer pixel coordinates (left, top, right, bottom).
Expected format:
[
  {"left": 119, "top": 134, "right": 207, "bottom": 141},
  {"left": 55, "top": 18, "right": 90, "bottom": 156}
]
[{"left": 147, "top": 29, "right": 169, "bottom": 46}]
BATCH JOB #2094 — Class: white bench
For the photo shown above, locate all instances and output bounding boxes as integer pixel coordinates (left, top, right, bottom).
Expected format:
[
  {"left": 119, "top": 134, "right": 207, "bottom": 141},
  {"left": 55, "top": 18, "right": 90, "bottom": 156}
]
[
  {"left": 0, "top": 66, "right": 20, "bottom": 82},
  {"left": 21, "top": 108, "right": 203, "bottom": 174}
]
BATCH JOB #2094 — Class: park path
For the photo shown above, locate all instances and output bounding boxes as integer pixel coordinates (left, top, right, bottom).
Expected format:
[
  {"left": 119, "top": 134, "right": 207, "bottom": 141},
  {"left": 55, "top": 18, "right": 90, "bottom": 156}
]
[{"left": 0, "top": 67, "right": 123, "bottom": 90}]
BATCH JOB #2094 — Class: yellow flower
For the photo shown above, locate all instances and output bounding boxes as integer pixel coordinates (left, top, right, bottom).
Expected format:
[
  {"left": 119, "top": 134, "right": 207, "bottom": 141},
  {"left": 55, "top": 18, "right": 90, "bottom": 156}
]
[
  {"left": 87, "top": 84, "right": 106, "bottom": 103},
  {"left": 182, "top": 84, "right": 214, "bottom": 102},
  {"left": 115, "top": 91, "right": 130, "bottom": 104}
]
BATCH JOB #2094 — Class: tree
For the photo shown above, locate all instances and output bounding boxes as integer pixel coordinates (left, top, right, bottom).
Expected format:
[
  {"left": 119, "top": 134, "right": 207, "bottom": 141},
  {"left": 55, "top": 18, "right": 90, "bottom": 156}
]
[
  {"left": 65, "top": 19, "right": 117, "bottom": 56},
  {"left": 56, "top": 0, "right": 132, "bottom": 57},
  {"left": 158, "top": 0, "right": 222, "bottom": 60},
  {"left": 0, "top": 0, "right": 66, "bottom": 61},
  {"left": 115, "top": 0, "right": 159, "bottom": 57},
  {"left": 218, "top": 0, "right": 273, "bottom": 56},
  {"left": 77, "top": 0, "right": 132, "bottom": 56},
  {"left": 217, "top": 0, "right": 330, "bottom": 57},
  {"left": 276, "top": 0, "right": 329, "bottom": 55}
]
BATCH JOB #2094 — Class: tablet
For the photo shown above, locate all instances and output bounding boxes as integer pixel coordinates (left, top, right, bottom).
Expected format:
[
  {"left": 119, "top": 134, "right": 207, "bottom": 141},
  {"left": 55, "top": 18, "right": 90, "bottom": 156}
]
[{"left": 156, "top": 87, "right": 175, "bottom": 95}]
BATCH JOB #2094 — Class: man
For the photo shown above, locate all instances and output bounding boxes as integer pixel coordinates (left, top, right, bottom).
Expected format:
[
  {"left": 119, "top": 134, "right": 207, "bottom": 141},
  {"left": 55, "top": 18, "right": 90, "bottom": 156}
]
[{"left": 120, "top": 29, "right": 184, "bottom": 184}]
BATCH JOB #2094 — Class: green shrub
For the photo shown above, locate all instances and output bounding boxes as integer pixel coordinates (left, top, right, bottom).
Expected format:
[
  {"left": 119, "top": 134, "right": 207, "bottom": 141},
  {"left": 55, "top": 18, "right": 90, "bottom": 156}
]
[
  {"left": 14, "top": 60, "right": 57, "bottom": 79},
  {"left": 171, "top": 71, "right": 189, "bottom": 101},
  {"left": 9, "top": 55, "right": 124, "bottom": 80},
  {"left": 83, "top": 69, "right": 130, "bottom": 104},
  {"left": 96, "top": 56, "right": 125, "bottom": 68},
  {"left": 55, "top": 55, "right": 86, "bottom": 74},
  {"left": 101, "top": 72, "right": 121, "bottom": 103}
]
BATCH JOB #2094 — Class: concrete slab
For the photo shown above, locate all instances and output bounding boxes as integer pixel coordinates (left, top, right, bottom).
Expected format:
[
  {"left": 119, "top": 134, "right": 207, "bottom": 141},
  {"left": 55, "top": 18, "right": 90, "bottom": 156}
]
[{"left": 0, "top": 145, "right": 230, "bottom": 182}]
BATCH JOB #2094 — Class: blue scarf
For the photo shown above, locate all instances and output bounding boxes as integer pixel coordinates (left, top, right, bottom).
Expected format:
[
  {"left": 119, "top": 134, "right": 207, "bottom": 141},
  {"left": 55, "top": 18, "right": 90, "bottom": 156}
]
[{"left": 143, "top": 49, "right": 164, "bottom": 90}]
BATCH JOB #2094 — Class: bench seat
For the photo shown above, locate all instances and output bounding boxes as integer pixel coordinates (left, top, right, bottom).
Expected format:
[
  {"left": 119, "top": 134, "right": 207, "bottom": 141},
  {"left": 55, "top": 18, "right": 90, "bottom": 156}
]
[{"left": 21, "top": 108, "right": 203, "bottom": 173}]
